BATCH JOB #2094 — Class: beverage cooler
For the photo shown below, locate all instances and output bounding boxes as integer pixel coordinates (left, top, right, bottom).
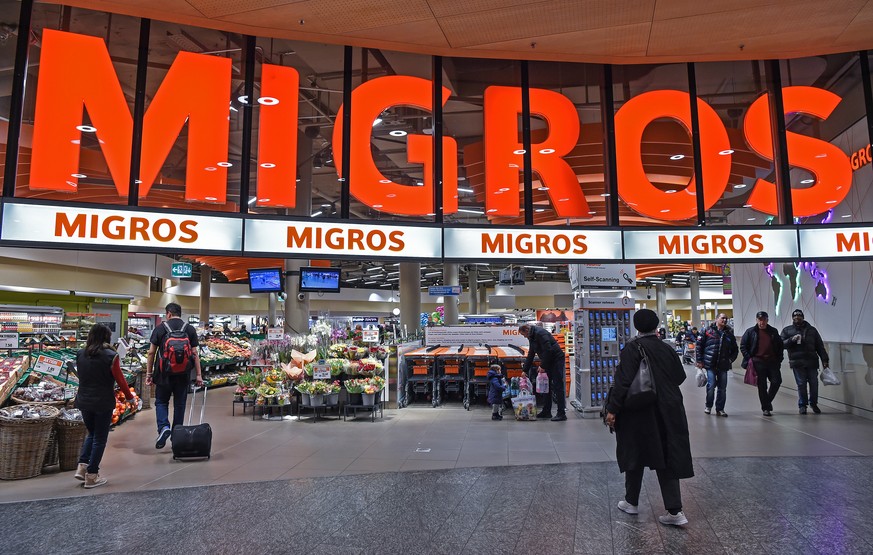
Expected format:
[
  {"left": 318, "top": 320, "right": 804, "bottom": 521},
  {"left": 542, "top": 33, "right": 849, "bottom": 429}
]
[{"left": 572, "top": 297, "right": 634, "bottom": 414}]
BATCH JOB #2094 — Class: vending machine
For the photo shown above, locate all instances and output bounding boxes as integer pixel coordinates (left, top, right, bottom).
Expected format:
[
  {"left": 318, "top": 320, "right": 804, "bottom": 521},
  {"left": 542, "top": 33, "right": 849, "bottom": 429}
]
[{"left": 572, "top": 297, "right": 634, "bottom": 414}]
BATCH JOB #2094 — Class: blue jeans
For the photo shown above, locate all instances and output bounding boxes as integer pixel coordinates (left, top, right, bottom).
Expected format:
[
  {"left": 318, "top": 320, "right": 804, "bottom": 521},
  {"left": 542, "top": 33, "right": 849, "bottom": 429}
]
[
  {"left": 705, "top": 369, "right": 728, "bottom": 412},
  {"left": 78, "top": 409, "right": 112, "bottom": 474},
  {"left": 792, "top": 366, "right": 819, "bottom": 407},
  {"left": 154, "top": 376, "right": 189, "bottom": 432}
]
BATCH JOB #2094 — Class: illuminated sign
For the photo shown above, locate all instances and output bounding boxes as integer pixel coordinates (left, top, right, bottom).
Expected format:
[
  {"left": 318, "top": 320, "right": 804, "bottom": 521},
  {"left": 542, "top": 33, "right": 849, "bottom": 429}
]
[
  {"left": 443, "top": 228, "right": 622, "bottom": 260},
  {"left": 171, "top": 262, "right": 193, "bottom": 278},
  {"left": 623, "top": 228, "right": 799, "bottom": 260},
  {"left": 27, "top": 29, "right": 855, "bottom": 223},
  {"left": 243, "top": 219, "right": 442, "bottom": 259},
  {"left": 0, "top": 202, "right": 243, "bottom": 252},
  {"left": 799, "top": 226, "right": 873, "bottom": 258}
]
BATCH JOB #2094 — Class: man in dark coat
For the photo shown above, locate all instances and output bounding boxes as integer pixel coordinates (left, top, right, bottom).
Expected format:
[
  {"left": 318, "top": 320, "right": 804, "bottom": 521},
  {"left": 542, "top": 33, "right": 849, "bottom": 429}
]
[
  {"left": 696, "top": 313, "right": 739, "bottom": 417},
  {"left": 605, "top": 309, "right": 693, "bottom": 527},
  {"left": 519, "top": 323, "right": 566, "bottom": 421},
  {"left": 780, "top": 309, "right": 829, "bottom": 414},
  {"left": 740, "top": 311, "right": 785, "bottom": 417}
]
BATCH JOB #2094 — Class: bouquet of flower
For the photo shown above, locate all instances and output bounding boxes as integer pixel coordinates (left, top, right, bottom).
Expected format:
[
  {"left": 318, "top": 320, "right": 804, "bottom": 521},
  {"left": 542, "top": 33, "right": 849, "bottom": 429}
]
[
  {"left": 328, "top": 343, "right": 347, "bottom": 359},
  {"left": 370, "top": 345, "right": 389, "bottom": 360},
  {"left": 367, "top": 375, "right": 385, "bottom": 391},
  {"left": 280, "top": 361, "right": 305, "bottom": 382},
  {"left": 326, "top": 380, "right": 342, "bottom": 394},
  {"left": 310, "top": 380, "right": 331, "bottom": 394},
  {"left": 347, "top": 346, "right": 369, "bottom": 360},
  {"left": 344, "top": 379, "right": 365, "bottom": 394},
  {"left": 357, "top": 358, "right": 383, "bottom": 377},
  {"left": 295, "top": 382, "right": 315, "bottom": 394},
  {"left": 346, "top": 361, "right": 361, "bottom": 375},
  {"left": 326, "top": 358, "right": 348, "bottom": 377}
]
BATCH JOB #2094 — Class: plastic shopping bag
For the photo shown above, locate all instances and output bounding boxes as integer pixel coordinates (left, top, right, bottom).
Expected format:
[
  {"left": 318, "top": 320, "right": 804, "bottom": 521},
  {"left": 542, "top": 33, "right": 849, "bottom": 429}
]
[
  {"left": 743, "top": 359, "right": 758, "bottom": 386},
  {"left": 820, "top": 366, "right": 841, "bottom": 386},
  {"left": 696, "top": 368, "right": 707, "bottom": 388},
  {"left": 536, "top": 371, "right": 550, "bottom": 394},
  {"left": 513, "top": 394, "right": 537, "bottom": 421},
  {"left": 518, "top": 374, "right": 533, "bottom": 395}
]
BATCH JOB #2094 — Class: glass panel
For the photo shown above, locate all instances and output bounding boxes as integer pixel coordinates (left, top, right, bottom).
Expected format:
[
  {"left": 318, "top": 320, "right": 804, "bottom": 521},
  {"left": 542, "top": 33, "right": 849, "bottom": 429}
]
[
  {"left": 695, "top": 60, "right": 775, "bottom": 226},
  {"left": 139, "top": 20, "right": 242, "bottom": 212},
  {"left": 249, "top": 37, "right": 345, "bottom": 218},
  {"left": 527, "top": 61, "right": 604, "bottom": 225},
  {"left": 613, "top": 63, "right": 694, "bottom": 226},
  {"left": 781, "top": 53, "right": 868, "bottom": 224},
  {"left": 17, "top": 5, "right": 140, "bottom": 206},
  {"left": 0, "top": 0, "right": 20, "bottom": 193},
  {"left": 443, "top": 56, "right": 523, "bottom": 225}
]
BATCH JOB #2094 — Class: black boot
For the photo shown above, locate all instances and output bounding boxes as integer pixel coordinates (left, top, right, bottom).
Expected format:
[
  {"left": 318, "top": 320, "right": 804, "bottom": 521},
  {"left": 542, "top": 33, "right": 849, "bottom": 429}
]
[{"left": 551, "top": 413, "right": 567, "bottom": 421}]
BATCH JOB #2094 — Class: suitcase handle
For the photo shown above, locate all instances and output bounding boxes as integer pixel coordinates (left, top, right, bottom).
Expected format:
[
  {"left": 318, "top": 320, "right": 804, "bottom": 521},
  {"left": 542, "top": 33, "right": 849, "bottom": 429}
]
[{"left": 187, "top": 385, "right": 208, "bottom": 426}]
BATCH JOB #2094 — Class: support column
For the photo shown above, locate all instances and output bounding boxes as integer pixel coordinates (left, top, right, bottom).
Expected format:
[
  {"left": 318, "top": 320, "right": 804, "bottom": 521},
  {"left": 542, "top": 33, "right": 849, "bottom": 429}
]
[
  {"left": 199, "top": 265, "right": 211, "bottom": 329},
  {"left": 690, "top": 272, "right": 701, "bottom": 328},
  {"left": 479, "top": 282, "right": 488, "bottom": 312},
  {"left": 285, "top": 259, "right": 309, "bottom": 335},
  {"left": 443, "top": 263, "right": 459, "bottom": 325},
  {"left": 399, "top": 262, "right": 421, "bottom": 340},
  {"left": 656, "top": 283, "right": 667, "bottom": 328},
  {"left": 468, "top": 266, "right": 479, "bottom": 314},
  {"left": 267, "top": 292, "right": 277, "bottom": 327}
]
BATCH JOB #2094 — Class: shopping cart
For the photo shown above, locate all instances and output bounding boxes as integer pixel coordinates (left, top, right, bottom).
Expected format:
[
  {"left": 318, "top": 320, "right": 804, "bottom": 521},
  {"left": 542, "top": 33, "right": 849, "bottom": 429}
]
[
  {"left": 464, "top": 346, "right": 497, "bottom": 409},
  {"left": 401, "top": 345, "right": 440, "bottom": 407},
  {"left": 436, "top": 346, "right": 469, "bottom": 407},
  {"left": 681, "top": 341, "right": 696, "bottom": 365}
]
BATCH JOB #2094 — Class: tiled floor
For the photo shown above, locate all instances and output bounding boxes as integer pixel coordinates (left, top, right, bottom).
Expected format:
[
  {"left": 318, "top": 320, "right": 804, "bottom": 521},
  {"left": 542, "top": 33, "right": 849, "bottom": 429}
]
[{"left": 1, "top": 366, "right": 871, "bottom": 554}]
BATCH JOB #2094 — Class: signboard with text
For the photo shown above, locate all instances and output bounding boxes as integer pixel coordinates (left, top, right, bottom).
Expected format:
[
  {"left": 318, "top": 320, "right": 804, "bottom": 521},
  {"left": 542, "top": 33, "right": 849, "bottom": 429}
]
[
  {"left": 428, "top": 285, "right": 462, "bottom": 296},
  {"left": 798, "top": 226, "right": 873, "bottom": 258},
  {"left": 33, "top": 354, "right": 65, "bottom": 377},
  {"left": 425, "top": 325, "right": 522, "bottom": 346},
  {"left": 171, "top": 262, "right": 193, "bottom": 278},
  {"left": 571, "top": 264, "right": 637, "bottom": 289},
  {"left": 444, "top": 228, "right": 622, "bottom": 261},
  {"left": 0, "top": 332, "right": 19, "bottom": 349},
  {"left": 623, "top": 228, "right": 799, "bottom": 261}
]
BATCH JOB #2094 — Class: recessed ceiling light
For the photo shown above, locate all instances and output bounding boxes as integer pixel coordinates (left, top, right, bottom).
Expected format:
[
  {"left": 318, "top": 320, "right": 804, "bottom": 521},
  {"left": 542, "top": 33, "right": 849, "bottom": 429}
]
[
  {"left": 669, "top": 154, "right": 684, "bottom": 160},
  {"left": 310, "top": 211, "right": 322, "bottom": 217},
  {"left": 665, "top": 189, "right": 677, "bottom": 194},
  {"left": 558, "top": 198, "right": 569, "bottom": 202},
  {"left": 718, "top": 149, "right": 734, "bottom": 155},
  {"left": 815, "top": 153, "right": 827, "bottom": 158},
  {"left": 600, "top": 193, "right": 611, "bottom": 197},
  {"left": 260, "top": 163, "right": 276, "bottom": 168},
  {"left": 373, "top": 204, "right": 383, "bottom": 208},
  {"left": 205, "top": 196, "right": 217, "bottom": 201},
  {"left": 660, "top": 209, "right": 670, "bottom": 213},
  {"left": 71, "top": 173, "right": 87, "bottom": 179},
  {"left": 76, "top": 125, "right": 97, "bottom": 132},
  {"left": 508, "top": 164, "right": 518, "bottom": 168},
  {"left": 800, "top": 179, "right": 814, "bottom": 184},
  {"left": 387, "top": 193, "right": 396, "bottom": 198},
  {"left": 825, "top": 200, "right": 837, "bottom": 204},
  {"left": 389, "top": 130, "right": 407, "bottom": 137},
  {"left": 499, "top": 187, "right": 511, "bottom": 192},
  {"left": 538, "top": 186, "right": 549, "bottom": 191},
  {"left": 217, "top": 162, "right": 232, "bottom": 167},
  {"left": 535, "top": 208, "right": 545, "bottom": 212},
  {"left": 458, "top": 187, "right": 474, "bottom": 193},
  {"left": 379, "top": 179, "right": 391, "bottom": 184},
  {"left": 747, "top": 217, "right": 756, "bottom": 221},
  {"left": 513, "top": 149, "right": 526, "bottom": 155},
  {"left": 841, "top": 214, "right": 852, "bottom": 218},
  {"left": 539, "top": 148, "right": 555, "bottom": 154},
  {"left": 588, "top": 211, "right": 596, "bottom": 215},
  {"left": 257, "top": 96, "right": 279, "bottom": 105},
  {"left": 735, "top": 184, "right": 747, "bottom": 189},
  {"left": 372, "top": 118, "right": 383, "bottom": 126},
  {"left": 204, "top": 167, "right": 217, "bottom": 172}
]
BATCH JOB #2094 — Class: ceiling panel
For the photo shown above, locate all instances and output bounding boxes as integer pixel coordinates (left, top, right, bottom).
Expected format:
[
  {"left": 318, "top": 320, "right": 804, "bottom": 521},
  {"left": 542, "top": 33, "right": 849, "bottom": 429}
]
[
  {"left": 185, "top": 0, "right": 304, "bottom": 19},
  {"left": 467, "top": 22, "right": 650, "bottom": 58}
]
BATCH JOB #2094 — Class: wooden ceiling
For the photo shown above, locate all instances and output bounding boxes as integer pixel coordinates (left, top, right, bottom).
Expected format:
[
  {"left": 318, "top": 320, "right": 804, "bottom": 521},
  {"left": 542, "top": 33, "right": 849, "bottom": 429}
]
[{"left": 58, "top": 0, "right": 873, "bottom": 64}]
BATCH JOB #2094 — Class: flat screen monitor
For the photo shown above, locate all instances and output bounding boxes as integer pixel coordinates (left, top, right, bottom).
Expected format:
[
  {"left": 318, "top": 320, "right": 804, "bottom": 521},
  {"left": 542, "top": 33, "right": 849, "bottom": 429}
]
[
  {"left": 601, "top": 327, "right": 617, "bottom": 342},
  {"left": 299, "top": 267, "right": 341, "bottom": 293},
  {"left": 247, "top": 267, "right": 283, "bottom": 294}
]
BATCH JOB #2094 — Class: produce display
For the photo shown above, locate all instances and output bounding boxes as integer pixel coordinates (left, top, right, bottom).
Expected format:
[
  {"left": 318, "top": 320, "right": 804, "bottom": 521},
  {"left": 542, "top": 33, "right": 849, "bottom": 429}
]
[
  {"left": 13, "top": 380, "right": 69, "bottom": 403},
  {"left": 0, "top": 405, "right": 58, "bottom": 419},
  {"left": 200, "top": 337, "right": 251, "bottom": 366},
  {"left": 0, "top": 356, "right": 28, "bottom": 404},
  {"left": 112, "top": 389, "right": 141, "bottom": 425}
]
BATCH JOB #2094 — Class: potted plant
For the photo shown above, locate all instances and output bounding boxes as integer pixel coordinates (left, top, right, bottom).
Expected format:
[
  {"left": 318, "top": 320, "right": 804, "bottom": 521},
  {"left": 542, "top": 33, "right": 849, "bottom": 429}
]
[
  {"left": 309, "top": 380, "right": 329, "bottom": 406},
  {"left": 295, "top": 381, "right": 314, "bottom": 405},
  {"left": 361, "top": 384, "right": 378, "bottom": 406},
  {"left": 326, "top": 381, "right": 341, "bottom": 405}
]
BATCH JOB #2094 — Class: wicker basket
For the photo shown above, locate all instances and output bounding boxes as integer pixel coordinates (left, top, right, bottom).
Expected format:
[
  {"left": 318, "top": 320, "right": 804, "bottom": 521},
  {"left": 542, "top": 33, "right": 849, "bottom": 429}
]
[
  {"left": 42, "top": 426, "right": 59, "bottom": 468},
  {"left": 0, "top": 405, "right": 60, "bottom": 480},
  {"left": 56, "top": 419, "right": 87, "bottom": 471}
]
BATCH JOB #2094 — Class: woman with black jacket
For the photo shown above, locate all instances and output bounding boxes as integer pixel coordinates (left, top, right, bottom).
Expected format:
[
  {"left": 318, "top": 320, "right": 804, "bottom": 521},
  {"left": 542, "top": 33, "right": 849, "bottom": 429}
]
[{"left": 74, "top": 324, "right": 138, "bottom": 489}]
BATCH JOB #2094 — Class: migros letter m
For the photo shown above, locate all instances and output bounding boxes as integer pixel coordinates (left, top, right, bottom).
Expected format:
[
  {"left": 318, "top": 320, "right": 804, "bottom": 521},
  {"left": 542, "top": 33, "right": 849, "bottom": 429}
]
[{"left": 30, "top": 29, "right": 232, "bottom": 203}]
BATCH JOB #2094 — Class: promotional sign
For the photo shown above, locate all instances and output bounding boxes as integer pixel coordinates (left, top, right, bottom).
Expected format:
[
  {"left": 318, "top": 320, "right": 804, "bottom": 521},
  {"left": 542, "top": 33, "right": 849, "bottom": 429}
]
[
  {"left": 362, "top": 329, "right": 379, "bottom": 343},
  {"left": 428, "top": 285, "right": 462, "bottom": 296},
  {"left": 171, "top": 262, "right": 193, "bottom": 278},
  {"left": 425, "top": 325, "right": 522, "bottom": 346},
  {"left": 1, "top": 202, "right": 243, "bottom": 252},
  {"left": 799, "top": 226, "right": 873, "bottom": 258},
  {"left": 267, "top": 327, "right": 284, "bottom": 341},
  {"left": 0, "top": 332, "right": 19, "bottom": 349},
  {"left": 244, "top": 219, "right": 442, "bottom": 259},
  {"left": 443, "top": 228, "right": 622, "bottom": 260},
  {"left": 622, "top": 228, "right": 799, "bottom": 260},
  {"left": 351, "top": 317, "right": 380, "bottom": 324},
  {"left": 33, "top": 354, "right": 65, "bottom": 377},
  {"left": 571, "top": 264, "right": 637, "bottom": 289},
  {"left": 312, "top": 362, "right": 330, "bottom": 380}
]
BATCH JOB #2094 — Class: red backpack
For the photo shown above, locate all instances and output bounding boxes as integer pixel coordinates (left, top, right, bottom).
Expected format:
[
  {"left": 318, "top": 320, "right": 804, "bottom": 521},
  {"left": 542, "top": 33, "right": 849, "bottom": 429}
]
[{"left": 161, "top": 321, "right": 193, "bottom": 374}]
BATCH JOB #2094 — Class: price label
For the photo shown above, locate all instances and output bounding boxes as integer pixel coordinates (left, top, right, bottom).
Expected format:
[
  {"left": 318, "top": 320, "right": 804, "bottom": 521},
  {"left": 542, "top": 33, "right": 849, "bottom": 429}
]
[
  {"left": 362, "top": 329, "right": 379, "bottom": 343},
  {"left": 0, "top": 332, "right": 19, "bottom": 349},
  {"left": 312, "top": 361, "right": 330, "bottom": 380},
  {"left": 33, "top": 354, "right": 65, "bottom": 377},
  {"left": 59, "top": 330, "right": 77, "bottom": 341},
  {"left": 64, "top": 387, "right": 77, "bottom": 400},
  {"left": 267, "top": 327, "right": 284, "bottom": 340}
]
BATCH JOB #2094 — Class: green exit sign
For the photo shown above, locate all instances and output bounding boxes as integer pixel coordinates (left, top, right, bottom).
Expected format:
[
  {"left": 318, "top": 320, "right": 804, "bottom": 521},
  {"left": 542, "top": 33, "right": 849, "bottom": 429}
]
[{"left": 171, "top": 262, "right": 192, "bottom": 278}]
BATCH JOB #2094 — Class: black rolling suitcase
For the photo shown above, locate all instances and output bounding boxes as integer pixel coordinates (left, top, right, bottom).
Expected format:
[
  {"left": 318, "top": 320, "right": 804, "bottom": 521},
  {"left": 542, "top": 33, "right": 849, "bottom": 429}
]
[{"left": 172, "top": 386, "right": 212, "bottom": 460}]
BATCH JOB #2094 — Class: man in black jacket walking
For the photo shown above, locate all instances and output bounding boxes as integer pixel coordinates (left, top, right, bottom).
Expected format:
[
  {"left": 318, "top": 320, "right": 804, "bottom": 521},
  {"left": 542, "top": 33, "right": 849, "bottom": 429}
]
[
  {"left": 519, "top": 324, "right": 566, "bottom": 421},
  {"left": 696, "top": 313, "right": 739, "bottom": 417},
  {"left": 780, "top": 309, "right": 829, "bottom": 414},
  {"left": 740, "top": 311, "right": 784, "bottom": 417}
]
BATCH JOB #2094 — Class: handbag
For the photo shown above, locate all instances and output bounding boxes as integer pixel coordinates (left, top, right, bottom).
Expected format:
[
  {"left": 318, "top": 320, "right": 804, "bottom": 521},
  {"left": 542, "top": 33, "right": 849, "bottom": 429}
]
[
  {"left": 820, "top": 366, "right": 841, "bottom": 386},
  {"left": 743, "top": 359, "right": 758, "bottom": 385},
  {"left": 624, "top": 342, "right": 656, "bottom": 410},
  {"left": 696, "top": 367, "right": 707, "bottom": 387}
]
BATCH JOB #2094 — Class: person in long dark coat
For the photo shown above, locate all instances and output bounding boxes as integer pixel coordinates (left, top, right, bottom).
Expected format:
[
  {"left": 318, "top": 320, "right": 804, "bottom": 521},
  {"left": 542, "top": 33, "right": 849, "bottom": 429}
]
[{"left": 605, "top": 309, "right": 694, "bottom": 527}]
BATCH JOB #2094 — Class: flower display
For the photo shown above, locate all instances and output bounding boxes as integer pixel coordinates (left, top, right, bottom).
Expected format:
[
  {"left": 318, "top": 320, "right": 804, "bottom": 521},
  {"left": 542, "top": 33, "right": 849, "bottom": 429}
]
[
  {"left": 326, "top": 358, "right": 347, "bottom": 376},
  {"left": 357, "top": 358, "right": 384, "bottom": 377},
  {"left": 346, "top": 376, "right": 384, "bottom": 393}
]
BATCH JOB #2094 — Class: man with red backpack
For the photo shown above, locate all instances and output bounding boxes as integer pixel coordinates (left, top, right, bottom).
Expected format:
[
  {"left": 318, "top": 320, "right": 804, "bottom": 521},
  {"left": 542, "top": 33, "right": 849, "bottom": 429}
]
[{"left": 146, "top": 303, "right": 203, "bottom": 449}]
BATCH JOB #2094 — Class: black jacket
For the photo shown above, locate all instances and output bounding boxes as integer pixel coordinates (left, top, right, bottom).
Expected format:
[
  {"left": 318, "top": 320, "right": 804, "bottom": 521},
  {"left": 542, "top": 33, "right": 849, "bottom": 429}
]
[
  {"left": 696, "top": 323, "right": 739, "bottom": 371},
  {"left": 605, "top": 334, "right": 693, "bottom": 479},
  {"left": 75, "top": 347, "right": 119, "bottom": 413},
  {"left": 780, "top": 321, "right": 828, "bottom": 370},
  {"left": 740, "top": 324, "right": 784, "bottom": 369},
  {"left": 523, "top": 325, "right": 564, "bottom": 375}
]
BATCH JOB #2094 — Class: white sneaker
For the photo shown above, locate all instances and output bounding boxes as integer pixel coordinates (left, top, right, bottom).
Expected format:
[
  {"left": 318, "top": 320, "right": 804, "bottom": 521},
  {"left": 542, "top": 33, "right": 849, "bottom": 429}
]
[
  {"left": 617, "top": 500, "right": 639, "bottom": 514},
  {"left": 704, "top": 407, "right": 711, "bottom": 415},
  {"left": 658, "top": 511, "right": 688, "bottom": 526}
]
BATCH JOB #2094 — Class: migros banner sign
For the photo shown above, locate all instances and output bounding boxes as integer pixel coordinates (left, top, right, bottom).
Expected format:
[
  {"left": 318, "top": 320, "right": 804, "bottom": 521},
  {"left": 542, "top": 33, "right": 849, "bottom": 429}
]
[{"left": 28, "top": 29, "right": 855, "bottom": 222}]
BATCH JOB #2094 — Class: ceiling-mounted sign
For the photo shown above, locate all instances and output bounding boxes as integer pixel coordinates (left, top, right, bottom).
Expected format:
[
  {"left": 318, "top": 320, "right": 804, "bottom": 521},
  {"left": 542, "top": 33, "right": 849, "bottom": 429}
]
[
  {"left": 171, "top": 262, "right": 193, "bottom": 278},
  {"left": 623, "top": 228, "right": 799, "bottom": 260},
  {"left": 571, "top": 264, "right": 637, "bottom": 289},
  {"left": 1, "top": 202, "right": 243, "bottom": 252},
  {"left": 244, "top": 219, "right": 442, "bottom": 259},
  {"left": 428, "top": 285, "right": 462, "bottom": 296},
  {"left": 443, "top": 228, "right": 622, "bottom": 260},
  {"left": 799, "top": 226, "right": 873, "bottom": 258},
  {"left": 425, "top": 325, "right": 522, "bottom": 346}
]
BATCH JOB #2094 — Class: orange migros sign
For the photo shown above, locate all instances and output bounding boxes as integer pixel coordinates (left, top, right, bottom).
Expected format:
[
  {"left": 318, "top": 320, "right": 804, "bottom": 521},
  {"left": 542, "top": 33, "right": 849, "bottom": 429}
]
[{"left": 29, "top": 29, "right": 853, "bottom": 220}]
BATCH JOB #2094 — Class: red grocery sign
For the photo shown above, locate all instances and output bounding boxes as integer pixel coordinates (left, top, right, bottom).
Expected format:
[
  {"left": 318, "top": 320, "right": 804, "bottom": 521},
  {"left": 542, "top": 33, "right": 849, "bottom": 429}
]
[{"left": 29, "top": 29, "right": 853, "bottom": 220}]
